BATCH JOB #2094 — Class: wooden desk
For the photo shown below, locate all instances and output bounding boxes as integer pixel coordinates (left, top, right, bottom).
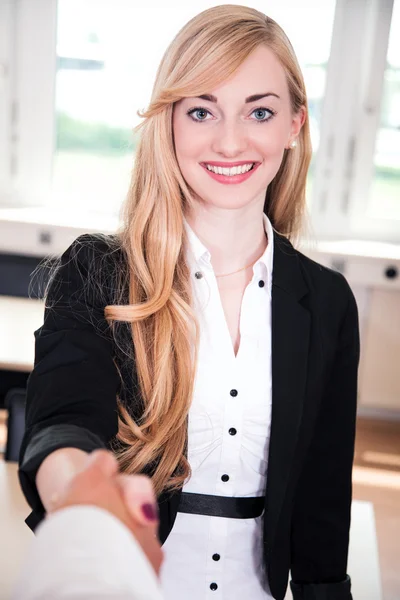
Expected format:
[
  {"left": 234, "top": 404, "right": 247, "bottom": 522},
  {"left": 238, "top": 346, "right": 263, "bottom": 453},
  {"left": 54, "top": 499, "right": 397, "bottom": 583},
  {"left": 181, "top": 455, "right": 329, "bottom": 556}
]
[{"left": 0, "top": 296, "right": 44, "bottom": 372}]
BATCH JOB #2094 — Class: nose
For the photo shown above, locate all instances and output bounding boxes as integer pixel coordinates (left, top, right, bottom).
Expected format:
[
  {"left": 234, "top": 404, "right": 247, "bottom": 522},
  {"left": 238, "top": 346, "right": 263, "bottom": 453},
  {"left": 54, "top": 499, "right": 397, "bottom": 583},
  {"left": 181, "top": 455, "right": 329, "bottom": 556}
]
[{"left": 211, "top": 120, "right": 249, "bottom": 157}]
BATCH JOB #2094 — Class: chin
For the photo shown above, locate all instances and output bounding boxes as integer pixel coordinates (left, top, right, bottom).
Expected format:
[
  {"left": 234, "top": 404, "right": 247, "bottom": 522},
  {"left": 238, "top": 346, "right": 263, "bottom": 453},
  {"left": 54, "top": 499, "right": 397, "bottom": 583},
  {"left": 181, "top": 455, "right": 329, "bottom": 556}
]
[{"left": 198, "top": 193, "right": 263, "bottom": 211}]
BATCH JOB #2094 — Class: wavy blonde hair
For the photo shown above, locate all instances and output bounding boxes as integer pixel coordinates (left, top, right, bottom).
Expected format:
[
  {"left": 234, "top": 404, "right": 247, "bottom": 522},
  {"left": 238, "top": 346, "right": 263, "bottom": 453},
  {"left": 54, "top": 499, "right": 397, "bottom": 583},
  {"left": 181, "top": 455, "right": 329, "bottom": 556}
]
[{"left": 105, "top": 5, "right": 312, "bottom": 495}]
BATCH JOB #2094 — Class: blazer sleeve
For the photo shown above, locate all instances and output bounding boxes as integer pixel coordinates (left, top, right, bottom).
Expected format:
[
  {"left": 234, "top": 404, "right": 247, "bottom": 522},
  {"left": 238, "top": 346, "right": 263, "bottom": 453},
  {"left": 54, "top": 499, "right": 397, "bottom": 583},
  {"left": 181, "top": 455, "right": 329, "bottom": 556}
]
[
  {"left": 289, "top": 278, "right": 360, "bottom": 600},
  {"left": 18, "top": 235, "right": 121, "bottom": 530}
]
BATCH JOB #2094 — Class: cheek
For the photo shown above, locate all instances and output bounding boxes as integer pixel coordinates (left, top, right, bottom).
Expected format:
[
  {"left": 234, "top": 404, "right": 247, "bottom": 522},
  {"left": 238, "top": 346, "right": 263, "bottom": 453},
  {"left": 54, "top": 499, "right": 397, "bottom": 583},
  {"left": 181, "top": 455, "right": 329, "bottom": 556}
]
[
  {"left": 173, "top": 116, "right": 203, "bottom": 164},
  {"left": 252, "top": 120, "right": 288, "bottom": 157},
  {"left": 250, "top": 126, "right": 287, "bottom": 186}
]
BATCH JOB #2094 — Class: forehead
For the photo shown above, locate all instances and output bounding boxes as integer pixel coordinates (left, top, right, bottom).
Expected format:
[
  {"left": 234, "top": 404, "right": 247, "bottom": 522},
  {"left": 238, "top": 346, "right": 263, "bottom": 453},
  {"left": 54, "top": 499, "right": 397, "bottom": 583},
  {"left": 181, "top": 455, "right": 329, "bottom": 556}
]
[{"left": 210, "top": 45, "right": 288, "bottom": 101}]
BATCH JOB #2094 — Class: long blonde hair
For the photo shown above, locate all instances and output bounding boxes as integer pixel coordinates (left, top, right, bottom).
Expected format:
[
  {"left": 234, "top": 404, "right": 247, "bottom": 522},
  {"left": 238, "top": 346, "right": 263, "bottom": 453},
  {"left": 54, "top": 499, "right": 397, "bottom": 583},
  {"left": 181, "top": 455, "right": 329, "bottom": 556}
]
[{"left": 105, "top": 5, "right": 312, "bottom": 495}]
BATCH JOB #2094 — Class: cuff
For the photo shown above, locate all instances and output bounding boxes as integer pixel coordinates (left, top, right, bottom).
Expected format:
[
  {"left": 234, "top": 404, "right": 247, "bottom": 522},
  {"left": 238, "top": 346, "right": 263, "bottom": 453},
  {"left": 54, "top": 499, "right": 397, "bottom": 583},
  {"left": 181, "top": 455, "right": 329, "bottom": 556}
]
[
  {"left": 18, "top": 424, "right": 105, "bottom": 524},
  {"left": 290, "top": 575, "right": 352, "bottom": 600}
]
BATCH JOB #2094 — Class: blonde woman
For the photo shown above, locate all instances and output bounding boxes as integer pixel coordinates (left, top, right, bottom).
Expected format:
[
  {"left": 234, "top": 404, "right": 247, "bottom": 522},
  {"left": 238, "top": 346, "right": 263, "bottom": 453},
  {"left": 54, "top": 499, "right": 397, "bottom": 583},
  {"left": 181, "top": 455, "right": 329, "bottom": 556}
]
[{"left": 19, "top": 6, "right": 359, "bottom": 600}]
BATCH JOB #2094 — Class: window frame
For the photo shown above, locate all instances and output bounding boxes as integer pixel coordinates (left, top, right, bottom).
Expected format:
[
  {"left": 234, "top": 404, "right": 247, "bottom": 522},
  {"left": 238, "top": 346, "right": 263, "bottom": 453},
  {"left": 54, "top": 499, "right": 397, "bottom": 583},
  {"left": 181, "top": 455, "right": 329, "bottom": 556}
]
[
  {"left": 348, "top": 0, "right": 398, "bottom": 241},
  {"left": 0, "top": 0, "right": 15, "bottom": 195},
  {"left": 311, "top": 0, "right": 398, "bottom": 243},
  {"left": 0, "top": 0, "right": 57, "bottom": 208}
]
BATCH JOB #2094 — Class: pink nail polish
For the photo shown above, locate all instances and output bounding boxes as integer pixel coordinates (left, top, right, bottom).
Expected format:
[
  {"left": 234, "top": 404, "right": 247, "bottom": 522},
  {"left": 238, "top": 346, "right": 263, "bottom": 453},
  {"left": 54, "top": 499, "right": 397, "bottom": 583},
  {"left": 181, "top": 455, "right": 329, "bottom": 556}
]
[{"left": 141, "top": 503, "right": 158, "bottom": 521}]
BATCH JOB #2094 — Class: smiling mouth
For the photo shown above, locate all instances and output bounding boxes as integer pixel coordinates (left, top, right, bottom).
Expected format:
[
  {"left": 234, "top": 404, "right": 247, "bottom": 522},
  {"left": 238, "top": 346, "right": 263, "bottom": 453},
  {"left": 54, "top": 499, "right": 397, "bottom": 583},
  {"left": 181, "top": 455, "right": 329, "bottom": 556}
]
[
  {"left": 202, "top": 162, "right": 256, "bottom": 177},
  {"left": 200, "top": 161, "right": 260, "bottom": 185}
]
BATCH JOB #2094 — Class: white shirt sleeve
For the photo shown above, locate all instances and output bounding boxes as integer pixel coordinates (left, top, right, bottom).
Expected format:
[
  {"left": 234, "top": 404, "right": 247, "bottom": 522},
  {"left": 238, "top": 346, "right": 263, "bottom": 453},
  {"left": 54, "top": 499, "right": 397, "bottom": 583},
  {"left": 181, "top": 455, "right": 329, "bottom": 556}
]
[{"left": 11, "top": 505, "right": 163, "bottom": 600}]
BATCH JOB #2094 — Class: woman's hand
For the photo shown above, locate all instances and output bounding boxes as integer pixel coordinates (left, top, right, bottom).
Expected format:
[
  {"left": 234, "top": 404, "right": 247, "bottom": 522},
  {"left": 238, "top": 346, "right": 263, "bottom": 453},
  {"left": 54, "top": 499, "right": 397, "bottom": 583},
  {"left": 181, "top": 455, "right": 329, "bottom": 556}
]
[{"left": 48, "top": 449, "right": 163, "bottom": 575}]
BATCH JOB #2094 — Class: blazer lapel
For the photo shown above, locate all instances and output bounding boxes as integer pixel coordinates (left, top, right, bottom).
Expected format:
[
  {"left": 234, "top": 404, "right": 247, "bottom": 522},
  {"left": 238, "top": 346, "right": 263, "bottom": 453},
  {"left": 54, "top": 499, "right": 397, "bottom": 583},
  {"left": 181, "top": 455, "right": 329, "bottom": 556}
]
[{"left": 264, "top": 232, "right": 311, "bottom": 554}]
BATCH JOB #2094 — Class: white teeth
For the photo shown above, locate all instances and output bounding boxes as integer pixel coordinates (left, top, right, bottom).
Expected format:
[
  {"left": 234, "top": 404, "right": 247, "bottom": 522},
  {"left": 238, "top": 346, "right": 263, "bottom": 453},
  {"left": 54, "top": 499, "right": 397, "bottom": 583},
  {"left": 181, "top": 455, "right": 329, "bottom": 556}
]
[{"left": 205, "top": 163, "right": 254, "bottom": 176}]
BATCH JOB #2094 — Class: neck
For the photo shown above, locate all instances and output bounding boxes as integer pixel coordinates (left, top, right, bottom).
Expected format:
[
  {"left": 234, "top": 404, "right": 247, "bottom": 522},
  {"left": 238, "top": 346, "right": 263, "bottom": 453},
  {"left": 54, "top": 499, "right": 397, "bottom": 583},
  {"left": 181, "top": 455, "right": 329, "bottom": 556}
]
[{"left": 185, "top": 205, "right": 268, "bottom": 276}]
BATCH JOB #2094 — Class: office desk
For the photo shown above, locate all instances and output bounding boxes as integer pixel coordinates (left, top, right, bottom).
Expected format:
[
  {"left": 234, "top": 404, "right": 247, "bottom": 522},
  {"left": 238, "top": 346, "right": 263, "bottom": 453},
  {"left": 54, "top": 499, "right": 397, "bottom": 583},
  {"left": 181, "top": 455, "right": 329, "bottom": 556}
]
[{"left": 0, "top": 296, "right": 44, "bottom": 372}]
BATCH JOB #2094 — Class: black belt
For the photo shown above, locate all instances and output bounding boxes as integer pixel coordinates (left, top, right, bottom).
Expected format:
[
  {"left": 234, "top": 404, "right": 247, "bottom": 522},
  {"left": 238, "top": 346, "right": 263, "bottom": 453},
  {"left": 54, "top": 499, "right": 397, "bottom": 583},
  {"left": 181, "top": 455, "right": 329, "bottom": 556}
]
[{"left": 178, "top": 492, "right": 265, "bottom": 519}]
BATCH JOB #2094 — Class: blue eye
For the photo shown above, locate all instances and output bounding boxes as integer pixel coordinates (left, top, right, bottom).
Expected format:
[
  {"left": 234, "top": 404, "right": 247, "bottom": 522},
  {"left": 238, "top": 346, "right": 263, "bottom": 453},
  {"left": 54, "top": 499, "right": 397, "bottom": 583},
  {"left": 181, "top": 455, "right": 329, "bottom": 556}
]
[
  {"left": 252, "top": 107, "right": 275, "bottom": 122},
  {"left": 187, "top": 107, "right": 211, "bottom": 122}
]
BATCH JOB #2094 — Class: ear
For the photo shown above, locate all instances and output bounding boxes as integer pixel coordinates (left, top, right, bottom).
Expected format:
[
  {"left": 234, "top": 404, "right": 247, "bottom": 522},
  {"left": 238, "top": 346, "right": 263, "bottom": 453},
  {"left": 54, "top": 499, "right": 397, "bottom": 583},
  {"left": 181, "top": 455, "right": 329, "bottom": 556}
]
[{"left": 286, "top": 105, "right": 307, "bottom": 149}]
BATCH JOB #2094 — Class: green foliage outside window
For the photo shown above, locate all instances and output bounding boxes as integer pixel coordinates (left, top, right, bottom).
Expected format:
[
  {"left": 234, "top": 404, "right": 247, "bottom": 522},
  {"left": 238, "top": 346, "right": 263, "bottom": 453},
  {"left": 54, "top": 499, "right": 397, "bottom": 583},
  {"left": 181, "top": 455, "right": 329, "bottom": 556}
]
[{"left": 56, "top": 111, "right": 137, "bottom": 154}]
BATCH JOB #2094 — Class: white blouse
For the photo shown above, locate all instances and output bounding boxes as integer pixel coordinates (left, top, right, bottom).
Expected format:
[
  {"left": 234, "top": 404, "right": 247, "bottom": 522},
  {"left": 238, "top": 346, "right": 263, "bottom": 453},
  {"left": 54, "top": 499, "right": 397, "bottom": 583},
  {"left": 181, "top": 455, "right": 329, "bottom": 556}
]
[{"left": 160, "top": 214, "right": 275, "bottom": 599}]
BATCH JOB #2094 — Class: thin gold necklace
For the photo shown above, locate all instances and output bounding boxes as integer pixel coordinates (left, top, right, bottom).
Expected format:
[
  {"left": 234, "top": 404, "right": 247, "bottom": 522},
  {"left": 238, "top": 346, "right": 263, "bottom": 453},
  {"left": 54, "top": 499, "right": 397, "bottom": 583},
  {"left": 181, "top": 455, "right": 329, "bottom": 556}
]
[{"left": 215, "top": 261, "right": 255, "bottom": 278}]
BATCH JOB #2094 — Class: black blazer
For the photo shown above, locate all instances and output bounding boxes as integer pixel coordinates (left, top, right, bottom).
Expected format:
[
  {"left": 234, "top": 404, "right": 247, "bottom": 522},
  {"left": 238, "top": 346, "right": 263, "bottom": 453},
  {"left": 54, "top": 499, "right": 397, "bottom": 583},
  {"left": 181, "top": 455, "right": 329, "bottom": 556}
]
[{"left": 19, "top": 230, "right": 359, "bottom": 600}]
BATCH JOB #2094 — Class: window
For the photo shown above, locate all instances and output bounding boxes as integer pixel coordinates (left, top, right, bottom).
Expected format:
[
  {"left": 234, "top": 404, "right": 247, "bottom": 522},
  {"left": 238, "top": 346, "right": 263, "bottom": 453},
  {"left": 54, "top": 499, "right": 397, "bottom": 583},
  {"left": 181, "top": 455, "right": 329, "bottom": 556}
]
[
  {"left": 368, "top": 1, "right": 400, "bottom": 220},
  {"left": 311, "top": 0, "right": 399, "bottom": 243},
  {"left": 1, "top": 0, "right": 398, "bottom": 243}
]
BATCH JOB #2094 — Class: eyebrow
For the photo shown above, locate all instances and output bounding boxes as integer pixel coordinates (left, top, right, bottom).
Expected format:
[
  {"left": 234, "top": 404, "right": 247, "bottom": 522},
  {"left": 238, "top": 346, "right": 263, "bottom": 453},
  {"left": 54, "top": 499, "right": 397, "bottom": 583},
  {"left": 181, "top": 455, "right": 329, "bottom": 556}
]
[{"left": 197, "top": 92, "right": 280, "bottom": 103}]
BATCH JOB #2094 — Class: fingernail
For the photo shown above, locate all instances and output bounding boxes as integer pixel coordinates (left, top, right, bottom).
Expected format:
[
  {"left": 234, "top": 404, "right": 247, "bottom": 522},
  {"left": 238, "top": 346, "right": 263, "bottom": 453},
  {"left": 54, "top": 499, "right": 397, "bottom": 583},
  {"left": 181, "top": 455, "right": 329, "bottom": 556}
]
[{"left": 141, "top": 503, "right": 158, "bottom": 521}]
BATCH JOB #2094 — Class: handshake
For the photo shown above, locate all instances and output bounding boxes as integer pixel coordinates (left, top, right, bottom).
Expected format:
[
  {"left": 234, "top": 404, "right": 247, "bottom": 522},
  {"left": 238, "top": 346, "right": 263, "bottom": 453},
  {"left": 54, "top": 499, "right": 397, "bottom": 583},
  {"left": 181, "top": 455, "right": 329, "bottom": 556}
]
[{"left": 47, "top": 449, "right": 164, "bottom": 575}]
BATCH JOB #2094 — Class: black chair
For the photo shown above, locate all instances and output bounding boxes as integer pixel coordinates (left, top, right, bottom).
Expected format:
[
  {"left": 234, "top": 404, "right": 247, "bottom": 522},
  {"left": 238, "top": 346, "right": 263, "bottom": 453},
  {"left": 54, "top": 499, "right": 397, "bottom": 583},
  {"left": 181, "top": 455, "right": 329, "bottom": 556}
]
[
  {"left": 0, "top": 252, "right": 49, "bottom": 298},
  {"left": 0, "top": 370, "right": 29, "bottom": 410},
  {"left": 4, "top": 388, "right": 26, "bottom": 462}
]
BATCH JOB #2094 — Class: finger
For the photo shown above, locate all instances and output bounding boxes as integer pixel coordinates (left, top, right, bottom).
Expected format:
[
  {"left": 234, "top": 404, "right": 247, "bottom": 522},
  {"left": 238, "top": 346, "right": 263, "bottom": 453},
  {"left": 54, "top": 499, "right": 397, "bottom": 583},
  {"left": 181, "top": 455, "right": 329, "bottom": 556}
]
[{"left": 116, "top": 474, "right": 158, "bottom": 528}]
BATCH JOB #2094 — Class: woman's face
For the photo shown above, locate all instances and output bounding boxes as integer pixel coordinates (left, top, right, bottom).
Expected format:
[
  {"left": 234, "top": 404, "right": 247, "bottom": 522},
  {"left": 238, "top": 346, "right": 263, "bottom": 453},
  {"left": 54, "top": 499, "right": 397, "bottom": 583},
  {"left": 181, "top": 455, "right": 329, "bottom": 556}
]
[{"left": 173, "top": 44, "right": 305, "bottom": 211}]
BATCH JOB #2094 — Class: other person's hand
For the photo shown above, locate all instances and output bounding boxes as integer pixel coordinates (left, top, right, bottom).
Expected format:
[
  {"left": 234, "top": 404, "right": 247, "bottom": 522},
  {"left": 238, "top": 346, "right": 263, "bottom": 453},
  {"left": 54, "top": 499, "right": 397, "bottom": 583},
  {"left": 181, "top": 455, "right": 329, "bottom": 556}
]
[{"left": 48, "top": 450, "right": 163, "bottom": 575}]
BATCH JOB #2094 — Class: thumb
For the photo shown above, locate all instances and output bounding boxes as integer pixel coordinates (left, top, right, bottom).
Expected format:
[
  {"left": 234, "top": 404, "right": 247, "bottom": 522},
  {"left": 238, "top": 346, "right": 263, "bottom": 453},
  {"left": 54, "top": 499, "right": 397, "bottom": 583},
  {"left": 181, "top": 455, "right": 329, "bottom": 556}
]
[
  {"left": 84, "top": 450, "right": 119, "bottom": 478},
  {"left": 116, "top": 474, "right": 158, "bottom": 528}
]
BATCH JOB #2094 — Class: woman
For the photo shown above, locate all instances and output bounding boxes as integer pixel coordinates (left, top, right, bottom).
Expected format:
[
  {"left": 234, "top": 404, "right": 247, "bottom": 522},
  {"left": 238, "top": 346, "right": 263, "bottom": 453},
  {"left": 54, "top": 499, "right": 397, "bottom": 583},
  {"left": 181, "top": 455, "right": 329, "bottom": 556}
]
[{"left": 19, "top": 5, "right": 360, "bottom": 600}]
